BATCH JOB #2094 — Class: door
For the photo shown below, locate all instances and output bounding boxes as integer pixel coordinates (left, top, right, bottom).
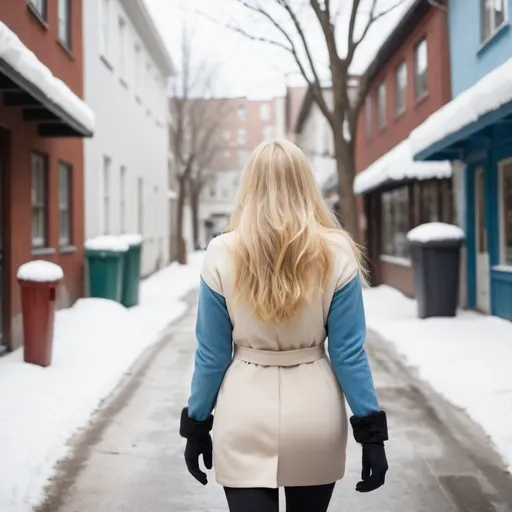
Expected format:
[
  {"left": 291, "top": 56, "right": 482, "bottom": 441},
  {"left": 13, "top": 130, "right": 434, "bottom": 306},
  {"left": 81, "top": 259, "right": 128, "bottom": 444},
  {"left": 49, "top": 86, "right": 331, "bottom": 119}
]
[{"left": 475, "top": 167, "right": 490, "bottom": 313}]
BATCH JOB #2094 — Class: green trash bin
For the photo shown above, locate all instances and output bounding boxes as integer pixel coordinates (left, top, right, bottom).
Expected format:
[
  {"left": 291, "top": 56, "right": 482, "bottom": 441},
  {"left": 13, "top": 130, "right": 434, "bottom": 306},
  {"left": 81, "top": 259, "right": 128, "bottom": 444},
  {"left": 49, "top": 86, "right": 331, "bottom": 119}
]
[
  {"left": 85, "top": 236, "right": 129, "bottom": 302},
  {"left": 120, "top": 234, "right": 143, "bottom": 307}
]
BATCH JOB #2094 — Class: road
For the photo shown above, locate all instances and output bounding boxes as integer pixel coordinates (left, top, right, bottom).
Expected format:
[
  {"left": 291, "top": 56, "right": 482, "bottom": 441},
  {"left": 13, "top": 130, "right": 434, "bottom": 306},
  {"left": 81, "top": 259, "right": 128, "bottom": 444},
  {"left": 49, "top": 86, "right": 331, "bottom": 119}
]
[{"left": 39, "top": 290, "right": 512, "bottom": 512}]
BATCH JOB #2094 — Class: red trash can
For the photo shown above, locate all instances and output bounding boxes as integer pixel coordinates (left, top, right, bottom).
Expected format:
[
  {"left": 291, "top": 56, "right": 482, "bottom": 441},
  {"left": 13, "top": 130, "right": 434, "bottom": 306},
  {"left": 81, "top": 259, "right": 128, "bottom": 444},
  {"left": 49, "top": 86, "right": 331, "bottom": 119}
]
[{"left": 17, "top": 260, "right": 63, "bottom": 367}]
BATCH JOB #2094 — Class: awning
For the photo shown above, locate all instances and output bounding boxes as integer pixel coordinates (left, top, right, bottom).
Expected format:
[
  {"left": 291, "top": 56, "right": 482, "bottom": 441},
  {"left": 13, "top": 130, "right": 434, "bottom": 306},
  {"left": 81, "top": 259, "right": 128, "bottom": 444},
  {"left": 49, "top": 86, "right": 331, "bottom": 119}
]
[
  {"left": 0, "top": 22, "right": 94, "bottom": 137},
  {"left": 354, "top": 139, "right": 451, "bottom": 195},
  {"left": 410, "top": 57, "right": 512, "bottom": 161}
]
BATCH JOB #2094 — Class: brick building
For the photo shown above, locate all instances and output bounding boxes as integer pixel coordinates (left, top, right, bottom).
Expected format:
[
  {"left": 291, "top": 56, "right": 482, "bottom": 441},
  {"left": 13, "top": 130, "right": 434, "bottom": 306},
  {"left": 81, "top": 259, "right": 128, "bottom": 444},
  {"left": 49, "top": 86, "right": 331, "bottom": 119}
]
[
  {"left": 353, "top": 0, "right": 455, "bottom": 297},
  {"left": 199, "top": 96, "right": 285, "bottom": 247},
  {"left": 0, "top": 0, "right": 93, "bottom": 351}
]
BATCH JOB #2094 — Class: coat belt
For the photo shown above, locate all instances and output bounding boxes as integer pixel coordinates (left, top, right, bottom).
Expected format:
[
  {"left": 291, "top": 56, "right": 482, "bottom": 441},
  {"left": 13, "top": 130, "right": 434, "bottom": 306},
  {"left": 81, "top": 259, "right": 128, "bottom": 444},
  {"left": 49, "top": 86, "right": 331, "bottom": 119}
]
[{"left": 233, "top": 343, "right": 326, "bottom": 367}]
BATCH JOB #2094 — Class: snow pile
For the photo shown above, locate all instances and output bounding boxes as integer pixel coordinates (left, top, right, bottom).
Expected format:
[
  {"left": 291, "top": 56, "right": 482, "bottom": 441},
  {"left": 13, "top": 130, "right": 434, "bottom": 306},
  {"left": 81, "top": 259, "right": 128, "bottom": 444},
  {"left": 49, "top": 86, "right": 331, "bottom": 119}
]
[
  {"left": 0, "top": 253, "right": 204, "bottom": 511},
  {"left": 407, "top": 222, "right": 465, "bottom": 243},
  {"left": 0, "top": 22, "right": 95, "bottom": 133},
  {"left": 85, "top": 235, "right": 129, "bottom": 252},
  {"left": 354, "top": 139, "right": 452, "bottom": 195},
  {"left": 363, "top": 285, "right": 512, "bottom": 472},
  {"left": 410, "top": 57, "right": 512, "bottom": 158},
  {"left": 17, "top": 261, "right": 63, "bottom": 282},
  {"left": 120, "top": 233, "right": 143, "bottom": 246}
]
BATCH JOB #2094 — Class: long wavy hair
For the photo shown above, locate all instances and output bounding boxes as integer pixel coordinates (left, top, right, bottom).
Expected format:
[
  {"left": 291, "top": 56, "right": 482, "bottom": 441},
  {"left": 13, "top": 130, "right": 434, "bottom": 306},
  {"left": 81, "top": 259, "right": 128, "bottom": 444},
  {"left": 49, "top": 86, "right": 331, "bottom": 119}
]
[{"left": 226, "top": 140, "right": 366, "bottom": 324}]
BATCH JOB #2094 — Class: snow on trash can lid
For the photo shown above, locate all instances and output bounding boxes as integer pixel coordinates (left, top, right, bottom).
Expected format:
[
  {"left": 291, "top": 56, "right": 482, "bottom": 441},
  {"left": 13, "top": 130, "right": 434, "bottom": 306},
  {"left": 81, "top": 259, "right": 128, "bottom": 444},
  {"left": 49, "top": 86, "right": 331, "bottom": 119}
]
[
  {"left": 17, "top": 260, "right": 63, "bottom": 282},
  {"left": 85, "top": 235, "right": 129, "bottom": 252},
  {"left": 119, "top": 233, "right": 143, "bottom": 246},
  {"left": 407, "top": 222, "right": 465, "bottom": 243}
]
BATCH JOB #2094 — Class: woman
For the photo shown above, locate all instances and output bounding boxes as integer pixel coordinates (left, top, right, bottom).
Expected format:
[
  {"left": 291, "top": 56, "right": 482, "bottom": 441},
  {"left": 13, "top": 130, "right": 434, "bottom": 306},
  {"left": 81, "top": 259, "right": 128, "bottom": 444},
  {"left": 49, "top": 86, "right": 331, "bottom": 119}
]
[{"left": 179, "top": 140, "right": 388, "bottom": 512}]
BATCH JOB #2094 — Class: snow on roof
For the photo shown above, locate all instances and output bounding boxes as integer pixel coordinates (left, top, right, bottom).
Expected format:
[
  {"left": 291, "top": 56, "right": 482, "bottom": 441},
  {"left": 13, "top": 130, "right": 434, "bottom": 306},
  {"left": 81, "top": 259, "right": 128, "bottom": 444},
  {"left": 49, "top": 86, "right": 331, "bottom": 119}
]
[
  {"left": 407, "top": 222, "right": 465, "bottom": 243},
  {"left": 354, "top": 139, "right": 452, "bottom": 195},
  {"left": 85, "top": 236, "right": 130, "bottom": 252},
  {"left": 410, "top": 57, "right": 512, "bottom": 158},
  {"left": 0, "top": 22, "right": 95, "bottom": 133},
  {"left": 17, "top": 260, "right": 64, "bottom": 282}
]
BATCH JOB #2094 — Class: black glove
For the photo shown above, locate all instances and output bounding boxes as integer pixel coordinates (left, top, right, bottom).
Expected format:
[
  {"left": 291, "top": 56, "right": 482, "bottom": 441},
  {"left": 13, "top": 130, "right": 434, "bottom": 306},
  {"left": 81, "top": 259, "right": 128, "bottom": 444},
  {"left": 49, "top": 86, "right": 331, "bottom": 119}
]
[
  {"left": 180, "top": 407, "right": 214, "bottom": 485},
  {"left": 350, "top": 411, "right": 389, "bottom": 493}
]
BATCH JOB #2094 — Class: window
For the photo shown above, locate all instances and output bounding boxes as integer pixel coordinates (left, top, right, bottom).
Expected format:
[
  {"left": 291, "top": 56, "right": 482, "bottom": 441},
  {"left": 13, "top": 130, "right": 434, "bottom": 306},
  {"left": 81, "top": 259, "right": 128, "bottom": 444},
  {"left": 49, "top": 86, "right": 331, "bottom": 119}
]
[
  {"left": 58, "top": 162, "right": 72, "bottom": 246},
  {"left": 120, "top": 166, "right": 126, "bottom": 233},
  {"left": 103, "top": 157, "right": 111, "bottom": 234},
  {"left": 222, "top": 188, "right": 229, "bottom": 199},
  {"left": 237, "top": 105, "right": 246, "bottom": 121},
  {"left": 365, "top": 95, "right": 372, "bottom": 139},
  {"left": 414, "top": 39, "right": 428, "bottom": 100},
  {"left": 137, "top": 177, "right": 144, "bottom": 235},
  {"left": 134, "top": 44, "right": 142, "bottom": 100},
  {"left": 28, "top": 0, "right": 46, "bottom": 21},
  {"left": 118, "top": 17, "right": 127, "bottom": 81},
  {"left": 31, "top": 153, "right": 48, "bottom": 249},
  {"left": 238, "top": 150, "right": 249, "bottom": 167},
  {"left": 260, "top": 103, "right": 271, "bottom": 121},
  {"left": 500, "top": 160, "right": 512, "bottom": 266},
  {"left": 381, "top": 187, "right": 409, "bottom": 259},
  {"left": 223, "top": 130, "right": 230, "bottom": 141},
  {"left": 237, "top": 129, "right": 247, "bottom": 144},
  {"left": 146, "top": 62, "right": 152, "bottom": 113},
  {"left": 377, "top": 82, "right": 386, "bottom": 130},
  {"left": 395, "top": 61, "right": 407, "bottom": 115},
  {"left": 421, "top": 181, "right": 440, "bottom": 222},
  {"left": 58, "top": 0, "right": 71, "bottom": 48},
  {"left": 99, "top": 0, "right": 111, "bottom": 58},
  {"left": 482, "top": 0, "right": 506, "bottom": 42}
]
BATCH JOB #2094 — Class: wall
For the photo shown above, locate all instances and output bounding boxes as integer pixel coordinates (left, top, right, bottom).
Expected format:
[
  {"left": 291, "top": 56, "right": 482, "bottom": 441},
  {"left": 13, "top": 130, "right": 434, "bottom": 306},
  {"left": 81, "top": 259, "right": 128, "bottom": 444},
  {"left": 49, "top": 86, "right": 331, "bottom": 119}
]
[
  {"left": 83, "top": 0, "right": 170, "bottom": 277},
  {"left": 0, "top": 0, "right": 85, "bottom": 349},
  {"left": 449, "top": 0, "right": 512, "bottom": 96},
  {"left": 355, "top": 7, "right": 451, "bottom": 172}
]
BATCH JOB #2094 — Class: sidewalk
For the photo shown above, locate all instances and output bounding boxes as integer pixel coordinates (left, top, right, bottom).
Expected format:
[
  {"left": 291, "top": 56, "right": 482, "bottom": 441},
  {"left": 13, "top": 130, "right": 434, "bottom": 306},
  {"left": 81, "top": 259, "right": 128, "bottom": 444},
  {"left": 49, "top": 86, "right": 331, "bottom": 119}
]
[
  {"left": 363, "top": 285, "right": 512, "bottom": 474},
  {"left": 0, "top": 253, "right": 204, "bottom": 512}
]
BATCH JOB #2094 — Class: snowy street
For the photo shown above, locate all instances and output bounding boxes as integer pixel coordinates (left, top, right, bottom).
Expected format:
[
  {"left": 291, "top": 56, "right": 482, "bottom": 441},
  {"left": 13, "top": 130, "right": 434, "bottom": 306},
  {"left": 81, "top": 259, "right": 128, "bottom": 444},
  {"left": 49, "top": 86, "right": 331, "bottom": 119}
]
[{"left": 37, "top": 290, "right": 512, "bottom": 512}]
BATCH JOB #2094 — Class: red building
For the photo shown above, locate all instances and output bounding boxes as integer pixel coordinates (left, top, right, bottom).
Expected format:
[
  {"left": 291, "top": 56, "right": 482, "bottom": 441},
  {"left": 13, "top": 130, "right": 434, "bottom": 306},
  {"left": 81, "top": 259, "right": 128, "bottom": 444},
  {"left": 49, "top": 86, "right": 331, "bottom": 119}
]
[
  {"left": 0, "top": 0, "right": 93, "bottom": 351},
  {"left": 354, "top": 0, "right": 453, "bottom": 296}
]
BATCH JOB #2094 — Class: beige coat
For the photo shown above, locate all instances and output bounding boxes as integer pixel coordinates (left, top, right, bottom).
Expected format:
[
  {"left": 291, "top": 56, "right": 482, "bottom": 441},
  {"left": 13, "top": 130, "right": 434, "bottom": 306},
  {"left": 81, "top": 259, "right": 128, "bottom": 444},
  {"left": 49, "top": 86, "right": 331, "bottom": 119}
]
[{"left": 200, "top": 231, "right": 359, "bottom": 488}]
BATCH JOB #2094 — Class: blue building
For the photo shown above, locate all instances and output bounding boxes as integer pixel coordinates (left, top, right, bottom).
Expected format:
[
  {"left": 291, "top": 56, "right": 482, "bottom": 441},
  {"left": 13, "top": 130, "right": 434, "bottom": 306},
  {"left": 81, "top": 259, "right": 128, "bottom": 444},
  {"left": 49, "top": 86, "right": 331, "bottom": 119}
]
[{"left": 410, "top": 0, "right": 512, "bottom": 320}]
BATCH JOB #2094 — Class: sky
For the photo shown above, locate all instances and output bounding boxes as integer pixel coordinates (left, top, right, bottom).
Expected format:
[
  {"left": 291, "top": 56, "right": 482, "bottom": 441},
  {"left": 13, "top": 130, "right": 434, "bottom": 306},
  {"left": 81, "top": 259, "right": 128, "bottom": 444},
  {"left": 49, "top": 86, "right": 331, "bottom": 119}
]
[{"left": 142, "top": 0, "right": 416, "bottom": 99}]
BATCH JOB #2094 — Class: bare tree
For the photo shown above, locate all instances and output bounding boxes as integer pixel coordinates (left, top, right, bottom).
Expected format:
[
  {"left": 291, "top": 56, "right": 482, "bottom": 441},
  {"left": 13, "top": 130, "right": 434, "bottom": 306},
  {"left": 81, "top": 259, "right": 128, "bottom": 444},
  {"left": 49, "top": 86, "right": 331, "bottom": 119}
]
[
  {"left": 198, "top": 0, "right": 406, "bottom": 241},
  {"left": 169, "top": 26, "right": 230, "bottom": 262}
]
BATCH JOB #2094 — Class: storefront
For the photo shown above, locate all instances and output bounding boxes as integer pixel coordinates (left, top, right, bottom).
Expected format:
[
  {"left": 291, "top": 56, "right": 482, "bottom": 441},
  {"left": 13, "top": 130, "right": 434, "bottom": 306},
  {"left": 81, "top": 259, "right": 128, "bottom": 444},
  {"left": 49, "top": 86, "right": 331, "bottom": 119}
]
[
  {"left": 0, "top": 19, "right": 94, "bottom": 350},
  {"left": 355, "top": 140, "right": 454, "bottom": 296},
  {"left": 410, "top": 58, "right": 512, "bottom": 320}
]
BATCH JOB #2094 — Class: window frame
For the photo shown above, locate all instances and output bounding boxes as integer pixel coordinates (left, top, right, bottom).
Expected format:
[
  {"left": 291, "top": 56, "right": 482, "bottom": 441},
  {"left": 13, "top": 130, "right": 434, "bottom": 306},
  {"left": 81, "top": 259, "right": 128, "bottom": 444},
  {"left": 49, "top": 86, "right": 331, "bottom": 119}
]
[
  {"left": 413, "top": 38, "right": 428, "bottom": 101},
  {"left": 237, "top": 105, "right": 246, "bottom": 121},
  {"left": 118, "top": 17, "right": 127, "bottom": 83},
  {"left": 395, "top": 60, "right": 407, "bottom": 116},
  {"left": 237, "top": 128, "right": 247, "bottom": 145},
  {"left": 260, "top": 103, "right": 271, "bottom": 121},
  {"left": 365, "top": 95, "right": 372, "bottom": 140},
  {"left": 28, "top": 0, "right": 47, "bottom": 23},
  {"left": 377, "top": 82, "right": 387, "bottom": 130},
  {"left": 498, "top": 157, "right": 512, "bottom": 268},
  {"left": 31, "top": 152, "right": 49, "bottom": 250},
  {"left": 58, "top": 161, "right": 73, "bottom": 247},
  {"left": 99, "top": 0, "right": 111, "bottom": 61},
  {"left": 481, "top": 0, "right": 508, "bottom": 44},
  {"left": 134, "top": 43, "right": 142, "bottom": 102},
  {"left": 58, "top": 0, "right": 72, "bottom": 49}
]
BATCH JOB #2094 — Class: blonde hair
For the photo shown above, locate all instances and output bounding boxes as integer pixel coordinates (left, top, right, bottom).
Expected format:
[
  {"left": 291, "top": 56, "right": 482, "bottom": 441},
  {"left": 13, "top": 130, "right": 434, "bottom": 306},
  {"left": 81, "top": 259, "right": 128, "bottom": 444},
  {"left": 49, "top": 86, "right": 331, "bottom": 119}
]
[{"left": 226, "top": 140, "right": 366, "bottom": 324}]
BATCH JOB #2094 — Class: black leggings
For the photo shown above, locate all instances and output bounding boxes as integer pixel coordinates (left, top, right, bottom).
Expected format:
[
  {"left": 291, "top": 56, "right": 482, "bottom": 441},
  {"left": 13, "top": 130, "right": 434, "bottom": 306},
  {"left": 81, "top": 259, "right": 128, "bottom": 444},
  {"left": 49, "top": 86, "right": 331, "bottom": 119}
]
[{"left": 224, "top": 483, "right": 335, "bottom": 512}]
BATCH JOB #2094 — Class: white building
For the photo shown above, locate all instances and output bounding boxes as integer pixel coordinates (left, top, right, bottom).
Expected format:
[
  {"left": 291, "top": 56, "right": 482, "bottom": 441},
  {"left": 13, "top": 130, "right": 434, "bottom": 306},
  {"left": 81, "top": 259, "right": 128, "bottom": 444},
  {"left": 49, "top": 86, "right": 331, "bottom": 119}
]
[{"left": 83, "top": 0, "right": 175, "bottom": 276}]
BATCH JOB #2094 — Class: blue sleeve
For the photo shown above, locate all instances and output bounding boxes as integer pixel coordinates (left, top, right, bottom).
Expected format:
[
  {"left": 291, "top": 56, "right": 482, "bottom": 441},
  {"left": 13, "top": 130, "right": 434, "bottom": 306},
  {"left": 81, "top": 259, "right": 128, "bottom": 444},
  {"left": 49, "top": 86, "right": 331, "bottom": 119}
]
[
  {"left": 327, "top": 274, "right": 380, "bottom": 417},
  {"left": 188, "top": 277, "right": 233, "bottom": 421}
]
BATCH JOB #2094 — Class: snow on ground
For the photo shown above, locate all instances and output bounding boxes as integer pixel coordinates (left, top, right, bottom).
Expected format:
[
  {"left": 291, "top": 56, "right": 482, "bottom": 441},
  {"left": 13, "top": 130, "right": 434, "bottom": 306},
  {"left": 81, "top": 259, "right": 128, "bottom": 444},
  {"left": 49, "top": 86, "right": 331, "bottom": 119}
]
[
  {"left": 0, "top": 22, "right": 95, "bottom": 133},
  {"left": 0, "top": 253, "right": 204, "bottom": 512},
  {"left": 363, "top": 285, "right": 512, "bottom": 473}
]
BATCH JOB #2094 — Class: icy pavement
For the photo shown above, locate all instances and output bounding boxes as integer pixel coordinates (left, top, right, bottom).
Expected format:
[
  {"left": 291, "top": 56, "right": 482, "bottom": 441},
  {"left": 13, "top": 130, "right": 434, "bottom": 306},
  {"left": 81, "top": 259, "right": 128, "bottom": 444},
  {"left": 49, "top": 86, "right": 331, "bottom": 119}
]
[
  {"left": 0, "top": 253, "right": 204, "bottom": 512},
  {"left": 39, "top": 295, "right": 512, "bottom": 512},
  {"left": 363, "top": 285, "right": 512, "bottom": 474}
]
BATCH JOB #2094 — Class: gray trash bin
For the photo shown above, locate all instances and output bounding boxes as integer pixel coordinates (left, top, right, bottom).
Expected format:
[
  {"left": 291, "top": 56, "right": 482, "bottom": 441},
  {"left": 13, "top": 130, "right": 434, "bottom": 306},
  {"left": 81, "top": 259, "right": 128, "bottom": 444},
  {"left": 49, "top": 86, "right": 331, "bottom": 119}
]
[{"left": 407, "top": 223, "right": 465, "bottom": 319}]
